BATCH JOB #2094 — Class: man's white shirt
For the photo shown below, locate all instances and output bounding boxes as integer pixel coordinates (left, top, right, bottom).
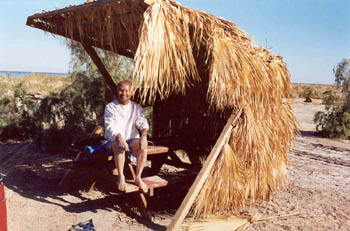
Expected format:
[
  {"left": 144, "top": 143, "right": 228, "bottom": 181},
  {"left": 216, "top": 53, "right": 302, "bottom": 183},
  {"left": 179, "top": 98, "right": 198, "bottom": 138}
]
[{"left": 104, "top": 99, "right": 149, "bottom": 141}]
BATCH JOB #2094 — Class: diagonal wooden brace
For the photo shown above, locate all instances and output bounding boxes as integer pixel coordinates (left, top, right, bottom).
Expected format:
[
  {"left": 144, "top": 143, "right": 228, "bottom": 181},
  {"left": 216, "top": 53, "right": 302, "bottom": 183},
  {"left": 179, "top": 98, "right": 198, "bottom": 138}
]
[
  {"left": 81, "top": 41, "right": 118, "bottom": 93},
  {"left": 166, "top": 109, "right": 243, "bottom": 231}
]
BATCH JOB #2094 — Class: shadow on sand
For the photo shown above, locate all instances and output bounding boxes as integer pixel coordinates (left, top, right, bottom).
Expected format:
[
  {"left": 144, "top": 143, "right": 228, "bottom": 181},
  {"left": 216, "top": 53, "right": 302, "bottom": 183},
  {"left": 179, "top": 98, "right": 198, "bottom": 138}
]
[{"left": 1, "top": 142, "right": 195, "bottom": 230}]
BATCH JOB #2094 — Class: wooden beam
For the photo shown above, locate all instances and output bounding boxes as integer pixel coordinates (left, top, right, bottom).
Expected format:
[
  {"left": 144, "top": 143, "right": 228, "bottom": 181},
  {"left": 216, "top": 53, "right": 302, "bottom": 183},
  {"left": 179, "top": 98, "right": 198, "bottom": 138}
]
[
  {"left": 166, "top": 109, "right": 243, "bottom": 231},
  {"left": 81, "top": 42, "right": 118, "bottom": 93},
  {"left": 152, "top": 100, "right": 159, "bottom": 137}
]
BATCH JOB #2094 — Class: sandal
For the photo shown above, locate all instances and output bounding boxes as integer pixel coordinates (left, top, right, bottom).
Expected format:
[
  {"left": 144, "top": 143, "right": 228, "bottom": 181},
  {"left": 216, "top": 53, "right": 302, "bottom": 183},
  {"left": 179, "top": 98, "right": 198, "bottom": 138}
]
[{"left": 69, "top": 219, "right": 95, "bottom": 231}]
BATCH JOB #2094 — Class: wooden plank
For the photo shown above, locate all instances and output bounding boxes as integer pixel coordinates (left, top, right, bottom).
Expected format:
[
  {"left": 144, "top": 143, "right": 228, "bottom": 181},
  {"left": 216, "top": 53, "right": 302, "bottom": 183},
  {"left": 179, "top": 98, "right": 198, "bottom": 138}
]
[
  {"left": 81, "top": 42, "right": 118, "bottom": 93},
  {"left": 166, "top": 110, "right": 242, "bottom": 231},
  {"left": 125, "top": 175, "right": 168, "bottom": 194},
  {"left": 147, "top": 145, "right": 169, "bottom": 155},
  {"left": 164, "top": 159, "right": 192, "bottom": 170},
  {"left": 59, "top": 145, "right": 168, "bottom": 170},
  {"left": 124, "top": 182, "right": 139, "bottom": 193},
  {"left": 143, "top": 175, "right": 168, "bottom": 188},
  {"left": 166, "top": 150, "right": 192, "bottom": 169}
]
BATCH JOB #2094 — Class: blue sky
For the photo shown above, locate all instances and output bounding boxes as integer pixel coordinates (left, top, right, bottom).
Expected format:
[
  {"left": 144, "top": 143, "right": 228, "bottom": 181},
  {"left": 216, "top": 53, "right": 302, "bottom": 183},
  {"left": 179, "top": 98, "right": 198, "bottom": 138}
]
[{"left": 0, "top": 0, "right": 349, "bottom": 84}]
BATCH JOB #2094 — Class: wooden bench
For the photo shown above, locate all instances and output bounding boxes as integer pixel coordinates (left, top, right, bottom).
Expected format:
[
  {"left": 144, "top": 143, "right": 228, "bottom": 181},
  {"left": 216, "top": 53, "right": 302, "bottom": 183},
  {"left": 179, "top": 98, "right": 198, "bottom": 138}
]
[{"left": 58, "top": 143, "right": 170, "bottom": 219}]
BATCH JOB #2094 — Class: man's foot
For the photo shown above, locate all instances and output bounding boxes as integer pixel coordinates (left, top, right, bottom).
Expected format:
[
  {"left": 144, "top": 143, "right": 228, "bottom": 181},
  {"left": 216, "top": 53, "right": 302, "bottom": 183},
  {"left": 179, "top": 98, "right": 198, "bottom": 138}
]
[
  {"left": 117, "top": 175, "right": 126, "bottom": 192},
  {"left": 135, "top": 178, "right": 148, "bottom": 194}
]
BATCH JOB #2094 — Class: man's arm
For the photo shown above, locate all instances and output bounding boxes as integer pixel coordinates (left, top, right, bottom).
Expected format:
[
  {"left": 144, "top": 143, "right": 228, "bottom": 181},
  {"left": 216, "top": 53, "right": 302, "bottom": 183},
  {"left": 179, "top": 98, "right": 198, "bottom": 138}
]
[{"left": 135, "top": 106, "right": 149, "bottom": 131}]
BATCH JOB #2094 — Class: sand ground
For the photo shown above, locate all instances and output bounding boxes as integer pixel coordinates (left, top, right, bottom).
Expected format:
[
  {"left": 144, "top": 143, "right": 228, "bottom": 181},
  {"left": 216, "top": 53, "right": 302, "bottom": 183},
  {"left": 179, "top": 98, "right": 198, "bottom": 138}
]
[{"left": 1, "top": 100, "right": 349, "bottom": 231}]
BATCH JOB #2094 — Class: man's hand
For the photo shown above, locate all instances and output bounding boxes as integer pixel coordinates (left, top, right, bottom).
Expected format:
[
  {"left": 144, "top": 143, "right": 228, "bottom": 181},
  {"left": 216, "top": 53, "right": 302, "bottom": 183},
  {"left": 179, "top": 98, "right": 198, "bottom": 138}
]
[
  {"left": 116, "top": 134, "right": 129, "bottom": 152},
  {"left": 140, "top": 134, "right": 147, "bottom": 150}
]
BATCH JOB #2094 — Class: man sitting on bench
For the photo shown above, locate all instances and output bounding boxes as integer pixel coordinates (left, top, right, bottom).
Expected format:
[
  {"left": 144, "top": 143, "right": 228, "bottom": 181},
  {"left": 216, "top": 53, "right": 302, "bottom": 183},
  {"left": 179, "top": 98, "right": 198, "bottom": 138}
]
[{"left": 104, "top": 80, "right": 149, "bottom": 193}]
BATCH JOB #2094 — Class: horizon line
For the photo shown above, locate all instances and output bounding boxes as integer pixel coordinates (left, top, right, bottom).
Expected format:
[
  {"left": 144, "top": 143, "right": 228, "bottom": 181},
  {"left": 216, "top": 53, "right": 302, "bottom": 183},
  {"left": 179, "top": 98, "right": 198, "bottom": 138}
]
[{"left": 0, "top": 70, "right": 68, "bottom": 74}]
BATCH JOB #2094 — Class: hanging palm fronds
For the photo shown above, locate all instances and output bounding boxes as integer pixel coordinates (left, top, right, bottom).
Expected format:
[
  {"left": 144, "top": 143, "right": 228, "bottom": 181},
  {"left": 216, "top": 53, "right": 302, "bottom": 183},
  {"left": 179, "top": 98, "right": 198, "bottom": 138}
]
[{"left": 132, "top": 0, "right": 297, "bottom": 217}]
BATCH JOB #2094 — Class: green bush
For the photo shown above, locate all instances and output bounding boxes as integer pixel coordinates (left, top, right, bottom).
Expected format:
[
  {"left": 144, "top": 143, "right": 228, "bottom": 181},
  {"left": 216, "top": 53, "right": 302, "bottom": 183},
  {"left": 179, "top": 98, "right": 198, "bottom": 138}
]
[
  {"left": 0, "top": 80, "right": 43, "bottom": 141},
  {"left": 314, "top": 59, "right": 350, "bottom": 139},
  {"left": 314, "top": 104, "right": 350, "bottom": 139}
]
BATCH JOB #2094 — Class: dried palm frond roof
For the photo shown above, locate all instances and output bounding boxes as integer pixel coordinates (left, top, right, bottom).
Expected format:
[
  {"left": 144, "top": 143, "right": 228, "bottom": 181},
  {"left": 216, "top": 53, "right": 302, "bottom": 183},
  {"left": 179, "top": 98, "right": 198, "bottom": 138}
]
[{"left": 26, "top": 0, "right": 155, "bottom": 58}]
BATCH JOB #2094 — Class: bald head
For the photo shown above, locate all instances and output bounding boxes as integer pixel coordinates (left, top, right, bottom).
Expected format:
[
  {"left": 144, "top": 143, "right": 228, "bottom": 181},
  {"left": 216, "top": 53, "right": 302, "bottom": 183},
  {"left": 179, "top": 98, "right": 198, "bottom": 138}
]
[
  {"left": 116, "top": 80, "right": 133, "bottom": 105},
  {"left": 117, "top": 80, "right": 132, "bottom": 91}
]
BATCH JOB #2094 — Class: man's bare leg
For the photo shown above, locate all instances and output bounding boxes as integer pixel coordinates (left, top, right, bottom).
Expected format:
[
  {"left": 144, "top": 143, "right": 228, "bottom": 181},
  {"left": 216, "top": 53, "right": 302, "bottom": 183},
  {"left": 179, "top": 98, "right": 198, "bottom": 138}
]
[
  {"left": 133, "top": 140, "right": 148, "bottom": 193},
  {"left": 112, "top": 141, "right": 126, "bottom": 191},
  {"left": 135, "top": 148, "right": 148, "bottom": 193}
]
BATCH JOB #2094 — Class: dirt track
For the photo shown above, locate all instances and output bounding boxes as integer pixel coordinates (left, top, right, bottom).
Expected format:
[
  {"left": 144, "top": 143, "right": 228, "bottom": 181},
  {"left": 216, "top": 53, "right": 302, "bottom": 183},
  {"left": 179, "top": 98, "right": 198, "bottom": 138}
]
[{"left": 0, "top": 101, "right": 349, "bottom": 231}]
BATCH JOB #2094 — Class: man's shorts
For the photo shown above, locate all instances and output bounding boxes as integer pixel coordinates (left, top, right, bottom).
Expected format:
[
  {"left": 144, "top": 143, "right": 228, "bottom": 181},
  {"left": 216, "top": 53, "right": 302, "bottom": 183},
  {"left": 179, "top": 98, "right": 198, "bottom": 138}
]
[{"left": 107, "top": 138, "right": 137, "bottom": 162}]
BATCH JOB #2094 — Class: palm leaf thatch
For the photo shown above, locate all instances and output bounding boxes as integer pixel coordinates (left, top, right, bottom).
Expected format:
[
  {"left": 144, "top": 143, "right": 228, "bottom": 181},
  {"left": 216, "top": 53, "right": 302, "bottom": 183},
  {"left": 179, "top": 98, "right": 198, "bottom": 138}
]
[
  {"left": 133, "top": 0, "right": 291, "bottom": 109},
  {"left": 26, "top": 0, "right": 150, "bottom": 57},
  {"left": 26, "top": 0, "right": 298, "bottom": 220},
  {"left": 132, "top": 0, "right": 297, "bottom": 218}
]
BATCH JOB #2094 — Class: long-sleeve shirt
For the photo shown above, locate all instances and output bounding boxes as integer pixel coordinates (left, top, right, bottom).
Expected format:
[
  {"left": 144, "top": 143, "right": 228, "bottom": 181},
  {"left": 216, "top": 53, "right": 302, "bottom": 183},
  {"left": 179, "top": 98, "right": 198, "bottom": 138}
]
[{"left": 104, "top": 99, "right": 149, "bottom": 142}]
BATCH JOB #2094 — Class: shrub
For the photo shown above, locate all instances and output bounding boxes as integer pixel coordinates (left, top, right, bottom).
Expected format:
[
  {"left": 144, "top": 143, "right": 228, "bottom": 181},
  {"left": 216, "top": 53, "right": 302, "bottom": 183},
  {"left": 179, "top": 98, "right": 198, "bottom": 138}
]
[{"left": 314, "top": 59, "right": 350, "bottom": 139}]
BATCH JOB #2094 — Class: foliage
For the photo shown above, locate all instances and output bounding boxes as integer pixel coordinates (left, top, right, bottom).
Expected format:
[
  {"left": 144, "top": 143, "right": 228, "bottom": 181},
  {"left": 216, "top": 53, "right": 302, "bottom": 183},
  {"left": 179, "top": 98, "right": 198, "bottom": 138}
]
[
  {"left": 302, "top": 86, "right": 324, "bottom": 101},
  {"left": 0, "top": 74, "right": 72, "bottom": 97},
  {"left": 0, "top": 42, "right": 135, "bottom": 153},
  {"left": 0, "top": 73, "right": 73, "bottom": 138},
  {"left": 0, "top": 80, "right": 42, "bottom": 140},
  {"left": 314, "top": 59, "right": 350, "bottom": 139},
  {"left": 334, "top": 58, "right": 350, "bottom": 111},
  {"left": 68, "top": 42, "right": 134, "bottom": 80},
  {"left": 291, "top": 83, "right": 339, "bottom": 99}
]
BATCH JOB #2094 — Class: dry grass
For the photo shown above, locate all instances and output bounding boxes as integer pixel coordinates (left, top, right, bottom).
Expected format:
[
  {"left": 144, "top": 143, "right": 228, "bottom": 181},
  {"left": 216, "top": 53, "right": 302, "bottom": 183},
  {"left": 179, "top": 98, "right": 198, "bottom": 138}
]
[
  {"left": 182, "top": 215, "right": 248, "bottom": 231},
  {"left": 291, "top": 83, "right": 339, "bottom": 99},
  {"left": 181, "top": 212, "right": 301, "bottom": 231},
  {"left": 0, "top": 74, "right": 72, "bottom": 97}
]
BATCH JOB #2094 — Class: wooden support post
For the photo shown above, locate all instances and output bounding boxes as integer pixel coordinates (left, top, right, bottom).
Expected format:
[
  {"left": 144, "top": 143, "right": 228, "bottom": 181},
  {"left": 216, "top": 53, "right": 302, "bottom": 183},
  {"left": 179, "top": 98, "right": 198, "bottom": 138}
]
[
  {"left": 152, "top": 102, "right": 158, "bottom": 138},
  {"left": 86, "top": 176, "right": 98, "bottom": 192},
  {"left": 166, "top": 110, "right": 242, "bottom": 231},
  {"left": 81, "top": 42, "right": 118, "bottom": 93}
]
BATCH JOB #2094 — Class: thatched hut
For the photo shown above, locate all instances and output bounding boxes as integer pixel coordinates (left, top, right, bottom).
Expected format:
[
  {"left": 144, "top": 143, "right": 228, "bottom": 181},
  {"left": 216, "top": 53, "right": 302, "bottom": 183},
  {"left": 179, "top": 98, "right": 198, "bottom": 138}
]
[{"left": 27, "top": 0, "right": 297, "bottom": 228}]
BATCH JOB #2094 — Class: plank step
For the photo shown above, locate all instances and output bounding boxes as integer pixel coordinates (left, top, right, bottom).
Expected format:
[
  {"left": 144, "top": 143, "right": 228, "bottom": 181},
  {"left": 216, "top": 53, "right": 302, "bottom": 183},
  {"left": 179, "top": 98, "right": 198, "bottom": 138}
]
[
  {"left": 147, "top": 145, "right": 169, "bottom": 155},
  {"left": 124, "top": 175, "right": 168, "bottom": 196}
]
